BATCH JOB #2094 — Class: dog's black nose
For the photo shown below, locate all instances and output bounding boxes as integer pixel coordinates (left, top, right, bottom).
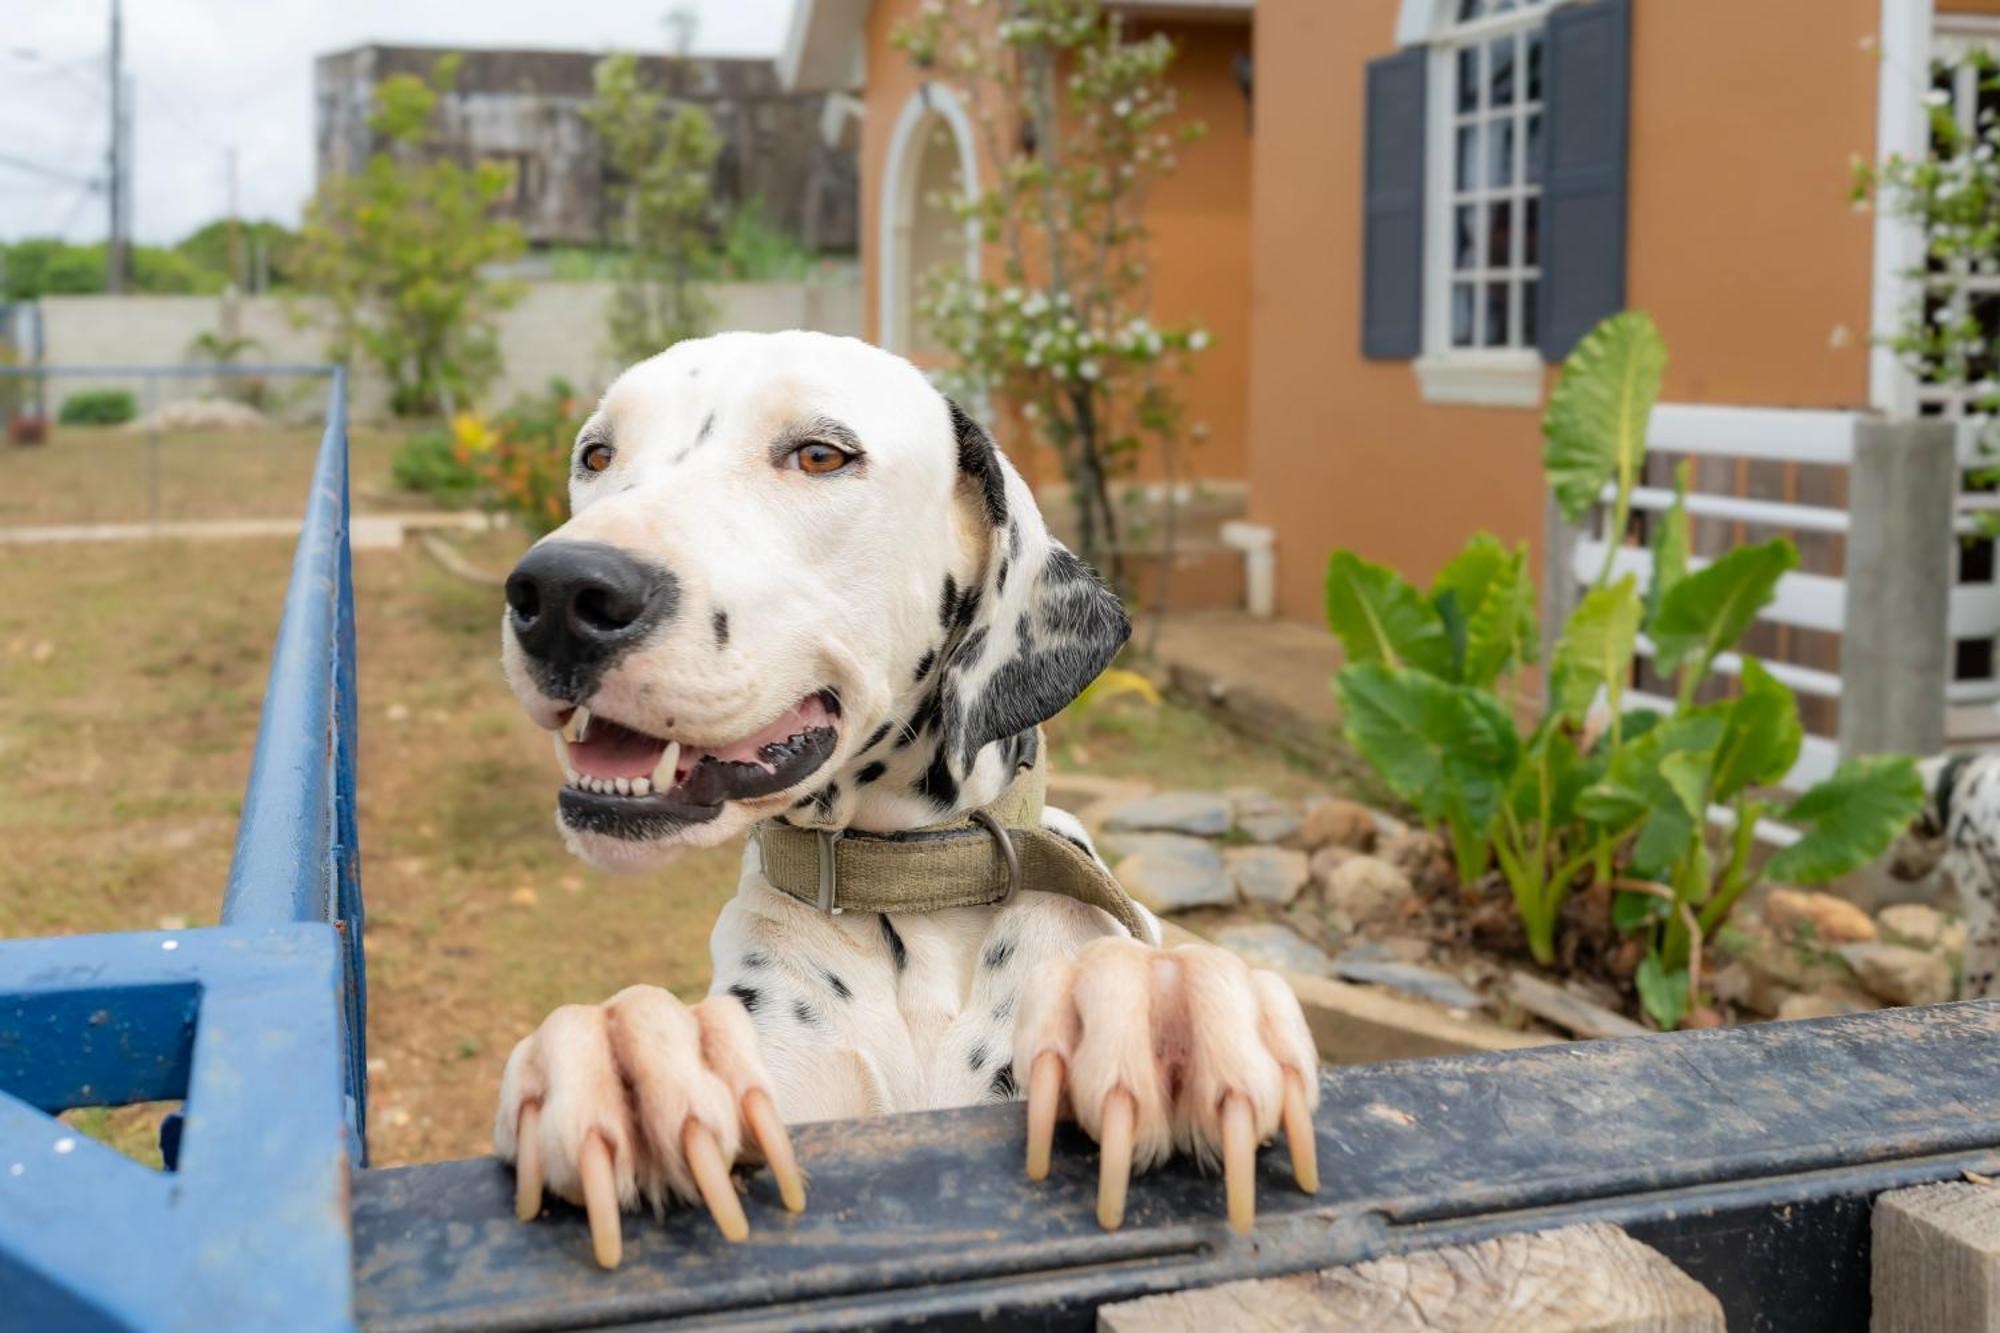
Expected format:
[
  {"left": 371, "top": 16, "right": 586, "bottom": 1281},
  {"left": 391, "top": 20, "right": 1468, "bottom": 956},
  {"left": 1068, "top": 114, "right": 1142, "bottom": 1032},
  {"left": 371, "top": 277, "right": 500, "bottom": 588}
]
[{"left": 505, "top": 541, "right": 679, "bottom": 685}]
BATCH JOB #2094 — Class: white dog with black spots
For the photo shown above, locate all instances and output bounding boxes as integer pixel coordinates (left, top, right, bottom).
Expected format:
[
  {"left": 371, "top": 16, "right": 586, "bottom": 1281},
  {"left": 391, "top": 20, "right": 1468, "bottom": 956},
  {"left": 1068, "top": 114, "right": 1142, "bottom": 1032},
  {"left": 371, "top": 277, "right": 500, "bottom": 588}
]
[
  {"left": 491, "top": 331, "right": 1319, "bottom": 1263},
  {"left": 1892, "top": 752, "right": 2000, "bottom": 999}
]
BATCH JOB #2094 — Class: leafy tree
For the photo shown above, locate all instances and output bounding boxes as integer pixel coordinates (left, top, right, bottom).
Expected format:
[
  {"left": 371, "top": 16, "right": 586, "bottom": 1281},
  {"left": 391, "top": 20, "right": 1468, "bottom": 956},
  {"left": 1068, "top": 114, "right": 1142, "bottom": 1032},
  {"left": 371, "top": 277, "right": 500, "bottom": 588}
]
[
  {"left": 1325, "top": 312, "right": 1924, "bottom": 1029},
  {"left": 894, "top": 0, "right": 1210, "bottom": 580},
  {"left": 0, "top": 238, "right": 208, "bottom": 298},
  {"left": 584, "top": 52, "right": 723, "bottom": 365},
  {"left": 295, "top": 56, "right": 524, "bottom": 416},
  {"left": 174, "top": 219, "right": 301, "bottom": 291}
]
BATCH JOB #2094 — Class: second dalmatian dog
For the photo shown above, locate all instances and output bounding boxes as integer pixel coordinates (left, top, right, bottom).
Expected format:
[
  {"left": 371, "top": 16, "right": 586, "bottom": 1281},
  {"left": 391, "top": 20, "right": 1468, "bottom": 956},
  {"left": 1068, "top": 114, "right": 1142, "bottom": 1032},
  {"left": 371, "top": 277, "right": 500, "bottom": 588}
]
[{"left": 491, "top": 331, "right": 1320, "bottom": 1265}]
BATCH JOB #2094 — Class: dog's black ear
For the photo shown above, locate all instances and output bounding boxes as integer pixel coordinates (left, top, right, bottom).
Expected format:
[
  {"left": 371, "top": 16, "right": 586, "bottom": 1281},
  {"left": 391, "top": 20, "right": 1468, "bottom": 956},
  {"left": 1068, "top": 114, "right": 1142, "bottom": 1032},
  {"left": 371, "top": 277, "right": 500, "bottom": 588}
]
[
  {"left": 931, "top": 400, "right": 1129, "bottom": 776},
  {"left": 950, "top": 399, "right": 1010, "bottom": 531}
]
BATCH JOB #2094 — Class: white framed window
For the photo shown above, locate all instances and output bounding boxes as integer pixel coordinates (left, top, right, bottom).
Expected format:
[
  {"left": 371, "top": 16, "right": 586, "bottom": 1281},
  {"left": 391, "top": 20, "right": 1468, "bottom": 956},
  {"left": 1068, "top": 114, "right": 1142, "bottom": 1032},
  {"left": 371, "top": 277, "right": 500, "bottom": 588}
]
[{"left": 1412, "top": 0, "right": 1570, "bottom": 406}]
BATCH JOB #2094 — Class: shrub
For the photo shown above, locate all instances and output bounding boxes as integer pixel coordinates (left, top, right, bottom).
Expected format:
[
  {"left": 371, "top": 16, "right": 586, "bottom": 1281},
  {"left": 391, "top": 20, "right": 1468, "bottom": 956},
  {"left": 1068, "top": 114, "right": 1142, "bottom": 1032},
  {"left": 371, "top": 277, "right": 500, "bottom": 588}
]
[
  {"left": 453, "top": 380, "right": 587, "bottom": 537},
  {"left": 1323, "top": 311, "right": 1925, "bottom": 1029},
  {"left": 390, "top": 428, "right": 483, "bottom": 507},
  {"left": 59, "top": 389, "right": 138, "bottom": 426}
]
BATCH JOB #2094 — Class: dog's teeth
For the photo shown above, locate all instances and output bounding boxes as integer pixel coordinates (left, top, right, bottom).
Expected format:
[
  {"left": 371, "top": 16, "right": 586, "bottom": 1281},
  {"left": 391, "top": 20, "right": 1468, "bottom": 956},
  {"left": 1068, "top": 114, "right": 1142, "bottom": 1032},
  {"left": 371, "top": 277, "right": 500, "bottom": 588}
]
[
  {"left": 632, "top": 776, "right": 651, "bottom": 796},
  {"left": 652, "top": 741, "right": 681, "bottom": 791},
  {"left": 566, "top": 768, "right": 580, "bottom": 787},
  {"left": 615, "top": 777, "right": 632, "bottom": 796},
  {"left": 552, "top": 731, "right": 572, "bottom": 773},
  {"left": 565, "top": 706, "right": 593, "bottom": 745}
]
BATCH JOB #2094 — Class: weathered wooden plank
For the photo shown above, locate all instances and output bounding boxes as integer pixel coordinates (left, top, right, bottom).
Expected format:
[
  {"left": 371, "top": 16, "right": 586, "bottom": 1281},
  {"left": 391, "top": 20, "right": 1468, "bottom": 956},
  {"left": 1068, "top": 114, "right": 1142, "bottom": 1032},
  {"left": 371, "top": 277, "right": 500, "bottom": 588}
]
[
  {"left": 1872, "top": 1182, "right": 2000, "bottom": 1332},
  {"left": 1097, "top": 1223, "right": 1722, "bottom": 1332}
]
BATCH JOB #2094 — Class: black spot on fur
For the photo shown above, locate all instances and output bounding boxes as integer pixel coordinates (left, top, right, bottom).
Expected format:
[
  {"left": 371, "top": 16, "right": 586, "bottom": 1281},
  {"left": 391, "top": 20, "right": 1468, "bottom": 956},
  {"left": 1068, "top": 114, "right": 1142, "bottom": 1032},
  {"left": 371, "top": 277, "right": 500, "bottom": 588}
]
[
  {"left": 913, "top": 649, "right": 937, "bottom": 683},
  {"left": 879, "top": 915, "right": 908, "bottom": 972},
  {"left": 821, "top": 968, "right": 853, "bottom": 1001},
  {"left": 967, "top": 1042, "right": 988, "bottom": 1072},
  {"left": 862, "top": 722, "right": 893, "bottom": 752},
  {"left": 940, "top": 575, "right": 960, "bottom": 628},
  {"left": 792, "top": 1000, "right": 821, "bottom": 1027},
  {"left": 989, "top": 1065, "right": 1017, "bottom": 1099},
  {"left": 996, "top": 557, "right": 1010, "bottom": 594},
  {"left": 856, "top": 760, "right": 887, "bottom": 785},
  {"left": 954, "top": 587, "right": 982, "bottom": 629},
  {"left": 948, "top": 398, "right": 1009, "bottom": 528},
  {"left": 915, "top": 742, "right": 959, "bottom": 808},
  {"left": 741, "top": 951, "right": 770, "bottom": 970},
  {"left": 983, "top": 937, "right": 1016, "bottom": 970},
  {"left": 727, "top": 984, "right": 762, "bottom": 1014},
  {"left": 993, "top": 995, "right": 1015, "bottom": 1023},
  {"left": 1008, "top": 520, "right": 1023, "bottom": 558},
  {"left": 696, "top": 412, "right": 715, "bottom": 446},
  {"left": 711, "top": 610, "right": 729, "bottom": 649},
  {"left": 811, "top": 784, "right": 840, "bottom": 817}
]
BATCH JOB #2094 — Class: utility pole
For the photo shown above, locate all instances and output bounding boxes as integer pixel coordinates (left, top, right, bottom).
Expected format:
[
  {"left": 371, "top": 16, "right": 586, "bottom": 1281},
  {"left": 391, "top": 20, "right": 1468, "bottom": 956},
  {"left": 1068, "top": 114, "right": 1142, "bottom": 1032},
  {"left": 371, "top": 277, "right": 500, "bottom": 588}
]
[
  {"left": 226, "top": 145, "right": 243, "bottom": 290},
  {"left": 105, "top": 0, "right": 126, "bottom": 294}
]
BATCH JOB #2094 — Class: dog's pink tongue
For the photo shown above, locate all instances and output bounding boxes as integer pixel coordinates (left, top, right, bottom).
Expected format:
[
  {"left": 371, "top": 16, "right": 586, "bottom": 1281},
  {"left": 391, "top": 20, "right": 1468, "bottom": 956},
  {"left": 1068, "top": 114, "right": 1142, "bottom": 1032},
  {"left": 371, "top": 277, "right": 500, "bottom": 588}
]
[{"left": 569, "top": 721, "right": 667, "bottom": 779}]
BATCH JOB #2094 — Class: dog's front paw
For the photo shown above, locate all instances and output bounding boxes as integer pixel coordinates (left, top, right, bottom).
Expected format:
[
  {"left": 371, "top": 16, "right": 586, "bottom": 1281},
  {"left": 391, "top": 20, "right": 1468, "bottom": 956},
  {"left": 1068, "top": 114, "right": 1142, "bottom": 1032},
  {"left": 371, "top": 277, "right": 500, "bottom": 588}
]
[
  {"left": 494, "top": 986, "right": 803, "bottom": 1267},
  {"left": 1012, "top": 938, "right": 1319, "bottom": 1233}
]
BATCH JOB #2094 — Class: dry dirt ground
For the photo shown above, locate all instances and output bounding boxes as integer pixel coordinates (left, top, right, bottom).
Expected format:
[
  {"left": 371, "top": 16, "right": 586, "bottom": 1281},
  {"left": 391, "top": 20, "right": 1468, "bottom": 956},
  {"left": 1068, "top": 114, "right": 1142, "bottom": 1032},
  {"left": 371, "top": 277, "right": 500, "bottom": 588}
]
[{"left": 1, "top": 435, "right": 1330, "bottom": 1167}]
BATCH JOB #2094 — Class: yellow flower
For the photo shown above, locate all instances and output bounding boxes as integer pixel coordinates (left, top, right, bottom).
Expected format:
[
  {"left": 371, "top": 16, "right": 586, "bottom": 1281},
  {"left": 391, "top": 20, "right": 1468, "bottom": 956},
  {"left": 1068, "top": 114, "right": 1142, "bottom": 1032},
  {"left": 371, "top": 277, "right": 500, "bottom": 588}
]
[{"left": 452, "top": 412, "right": 495, "bottom": 454}]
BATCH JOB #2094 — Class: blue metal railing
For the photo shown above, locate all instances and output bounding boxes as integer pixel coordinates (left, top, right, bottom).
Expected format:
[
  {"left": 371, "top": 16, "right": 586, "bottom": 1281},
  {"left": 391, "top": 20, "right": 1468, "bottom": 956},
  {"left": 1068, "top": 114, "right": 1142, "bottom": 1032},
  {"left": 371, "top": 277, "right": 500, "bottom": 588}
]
[{"left": 0, "top": 365, "right": 362, "bottom": 1330}]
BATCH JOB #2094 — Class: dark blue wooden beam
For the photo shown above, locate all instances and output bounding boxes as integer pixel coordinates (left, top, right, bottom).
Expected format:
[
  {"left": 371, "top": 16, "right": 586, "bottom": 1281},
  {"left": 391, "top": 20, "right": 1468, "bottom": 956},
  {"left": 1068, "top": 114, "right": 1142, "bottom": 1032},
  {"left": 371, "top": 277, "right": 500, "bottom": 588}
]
[{"left": 351, "top": 999, "right": 2000, "bottom": 1332}]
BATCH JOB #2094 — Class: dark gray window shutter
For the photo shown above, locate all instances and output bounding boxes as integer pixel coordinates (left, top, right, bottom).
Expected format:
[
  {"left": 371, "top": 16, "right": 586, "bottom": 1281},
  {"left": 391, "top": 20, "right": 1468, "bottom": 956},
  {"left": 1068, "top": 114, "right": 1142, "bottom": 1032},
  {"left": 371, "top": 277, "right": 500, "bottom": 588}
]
[
  {"left": 1537, "top": 0, "right": 1631, "bottom": 361},
  {"left": 1361, "top": 48, "right": 1426, "bottom": 361}
]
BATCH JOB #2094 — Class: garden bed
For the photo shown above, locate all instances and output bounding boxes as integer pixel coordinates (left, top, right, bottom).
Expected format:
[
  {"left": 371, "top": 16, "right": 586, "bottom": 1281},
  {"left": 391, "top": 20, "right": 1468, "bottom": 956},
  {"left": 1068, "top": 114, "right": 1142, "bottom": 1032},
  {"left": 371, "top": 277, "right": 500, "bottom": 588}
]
[{"left": 1072, "top": 772, "right": 1965, "bottom": 1051}]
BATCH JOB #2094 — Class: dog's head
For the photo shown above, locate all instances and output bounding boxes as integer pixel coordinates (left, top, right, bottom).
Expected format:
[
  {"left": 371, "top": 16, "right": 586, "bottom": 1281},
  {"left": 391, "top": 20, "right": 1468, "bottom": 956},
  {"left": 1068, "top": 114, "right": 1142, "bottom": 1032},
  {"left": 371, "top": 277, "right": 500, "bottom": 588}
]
[{"left": 501, "top": 331, "right": 1129, "bottom": 869}]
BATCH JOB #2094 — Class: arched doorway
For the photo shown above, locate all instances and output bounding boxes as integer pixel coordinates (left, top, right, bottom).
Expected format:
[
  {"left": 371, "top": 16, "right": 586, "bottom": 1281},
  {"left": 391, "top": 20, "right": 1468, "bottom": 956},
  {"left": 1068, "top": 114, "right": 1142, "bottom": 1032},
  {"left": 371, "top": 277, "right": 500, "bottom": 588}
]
[{"left": 879, "top": 85, "right": 981, "bottom": 359}]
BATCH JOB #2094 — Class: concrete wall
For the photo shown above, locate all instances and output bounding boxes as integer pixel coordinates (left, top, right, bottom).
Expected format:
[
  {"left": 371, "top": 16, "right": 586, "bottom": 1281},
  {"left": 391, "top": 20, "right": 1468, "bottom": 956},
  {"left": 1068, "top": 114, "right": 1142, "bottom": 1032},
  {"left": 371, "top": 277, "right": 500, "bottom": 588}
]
[
  {"left": 1246, "top": 0, "right": 1887, "bottom": 624},
  {"left": 36, "top": 280, "right": 862, "bottom": 419}
]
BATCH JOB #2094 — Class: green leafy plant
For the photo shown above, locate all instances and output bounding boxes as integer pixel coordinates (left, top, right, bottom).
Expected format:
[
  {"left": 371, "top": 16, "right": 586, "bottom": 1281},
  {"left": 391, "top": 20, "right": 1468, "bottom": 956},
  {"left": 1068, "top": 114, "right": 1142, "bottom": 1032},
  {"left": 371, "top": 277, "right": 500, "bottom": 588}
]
[
  {"left": 389, "top": 427, "right": 483, "bottom": 507},
  {"left": 295, "top": 55, "right": 524, "bottom": 417},
  {"left": 58, "top": 389, "right": 138, "bottom": 426},
  {"left": 1324, "top": 311, "right": 1924, "bottom": 1027}
]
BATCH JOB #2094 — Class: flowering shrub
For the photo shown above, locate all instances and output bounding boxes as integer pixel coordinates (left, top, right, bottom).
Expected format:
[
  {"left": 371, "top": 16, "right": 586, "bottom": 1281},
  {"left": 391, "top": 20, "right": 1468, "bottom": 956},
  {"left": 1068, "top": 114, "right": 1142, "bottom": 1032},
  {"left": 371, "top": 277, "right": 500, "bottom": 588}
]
[
  {"left": 449, "top": 380, "right": 585, "bottom": 537},
  {"left": 893, "top": 0, "right": 1209, "bottom": 579}
]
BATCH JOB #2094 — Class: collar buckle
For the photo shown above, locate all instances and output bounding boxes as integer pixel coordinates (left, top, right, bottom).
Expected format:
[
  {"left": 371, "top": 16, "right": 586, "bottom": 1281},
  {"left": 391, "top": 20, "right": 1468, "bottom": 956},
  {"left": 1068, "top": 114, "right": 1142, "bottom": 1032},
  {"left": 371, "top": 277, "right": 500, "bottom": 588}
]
[{"left": 815, "top": 828, "right": 845, "bottom": 915}]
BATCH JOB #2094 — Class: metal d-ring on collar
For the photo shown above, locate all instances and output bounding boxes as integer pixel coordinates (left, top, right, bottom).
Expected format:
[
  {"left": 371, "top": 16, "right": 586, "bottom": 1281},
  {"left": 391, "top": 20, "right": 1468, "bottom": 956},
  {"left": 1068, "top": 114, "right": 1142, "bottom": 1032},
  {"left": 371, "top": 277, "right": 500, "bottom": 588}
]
[{"left": 810, "top": 813, "right": 1023, "bottom": 917}]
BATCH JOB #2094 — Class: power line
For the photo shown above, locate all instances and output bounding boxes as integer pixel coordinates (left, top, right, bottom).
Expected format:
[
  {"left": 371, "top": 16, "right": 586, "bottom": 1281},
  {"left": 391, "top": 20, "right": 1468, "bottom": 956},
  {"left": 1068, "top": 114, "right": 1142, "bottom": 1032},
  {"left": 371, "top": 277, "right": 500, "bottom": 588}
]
[{"left": 0, "top": 149, "right": 102, "bottom": 191}]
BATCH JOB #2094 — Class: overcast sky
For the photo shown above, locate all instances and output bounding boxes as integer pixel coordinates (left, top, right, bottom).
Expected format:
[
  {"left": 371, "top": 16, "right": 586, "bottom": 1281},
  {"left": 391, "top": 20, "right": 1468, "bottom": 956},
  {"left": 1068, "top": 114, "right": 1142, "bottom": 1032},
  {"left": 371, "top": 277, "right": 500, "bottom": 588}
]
[{"left": 0, "top": 0, "right": 797, "bottom": 246}]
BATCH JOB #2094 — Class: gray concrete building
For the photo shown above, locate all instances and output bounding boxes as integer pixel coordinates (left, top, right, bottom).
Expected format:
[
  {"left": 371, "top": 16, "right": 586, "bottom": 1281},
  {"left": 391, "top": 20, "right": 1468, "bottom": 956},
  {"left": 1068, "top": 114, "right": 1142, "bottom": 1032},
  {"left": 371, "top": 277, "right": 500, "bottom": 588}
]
[{"left": 314, "top": 45, "right": 858, "bottom": 253}]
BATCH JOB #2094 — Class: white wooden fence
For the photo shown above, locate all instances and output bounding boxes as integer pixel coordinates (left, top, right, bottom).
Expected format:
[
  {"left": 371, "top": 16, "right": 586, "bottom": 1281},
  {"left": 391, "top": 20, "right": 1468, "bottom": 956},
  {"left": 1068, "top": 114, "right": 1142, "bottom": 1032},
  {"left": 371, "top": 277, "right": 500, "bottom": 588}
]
[{"left": 1560, "top": 405, "right": 1989, "bottom": 792}]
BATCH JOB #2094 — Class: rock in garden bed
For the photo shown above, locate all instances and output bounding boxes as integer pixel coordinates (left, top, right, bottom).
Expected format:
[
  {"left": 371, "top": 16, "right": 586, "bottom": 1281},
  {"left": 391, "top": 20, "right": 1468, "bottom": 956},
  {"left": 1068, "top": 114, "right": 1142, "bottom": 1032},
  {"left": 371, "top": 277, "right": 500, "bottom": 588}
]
[{"left": 1103, "top": 791, "right": 1233, "bottom": 837}]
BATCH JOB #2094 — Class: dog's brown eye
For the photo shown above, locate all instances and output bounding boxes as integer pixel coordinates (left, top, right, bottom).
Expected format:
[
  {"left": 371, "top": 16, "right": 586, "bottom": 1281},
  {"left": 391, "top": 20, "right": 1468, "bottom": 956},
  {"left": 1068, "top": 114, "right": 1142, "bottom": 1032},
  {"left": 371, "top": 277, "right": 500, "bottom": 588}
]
[
  {"left": 580, "top": 443, "right": 615, "bottom": 474},
  {"left": 793, "top": 442, "right": 852, "bottom": 475}
]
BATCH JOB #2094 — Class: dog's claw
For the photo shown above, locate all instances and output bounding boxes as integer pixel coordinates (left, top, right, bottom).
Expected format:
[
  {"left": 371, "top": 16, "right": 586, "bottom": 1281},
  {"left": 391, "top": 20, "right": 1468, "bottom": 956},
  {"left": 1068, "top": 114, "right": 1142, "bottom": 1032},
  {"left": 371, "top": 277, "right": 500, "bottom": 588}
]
[
  {"left": 743, "top": 1087, "right": 806, "bottom": 1213},
  {"left": 1025, "top": 1051, "right": 1063, "bottom": 1181},
  {"left": 685, "top": 1121, "right": 750, "bottom": 1241},
  {"left": 1096, "top": 1088, "right": 1136, "bottom": 1231},
  {"left": 579, "top": 1132, "right": 622, "bottom": 1268},
  {"left": 1282, "top": 1069, "right": 1318, "bottom": 1195},
  {"left": 1221, "top": 1093, "right": 1255, "bottom": 1234},
  {"left": 514, "top": 1102, "right": 545, "bottom": 1221}
]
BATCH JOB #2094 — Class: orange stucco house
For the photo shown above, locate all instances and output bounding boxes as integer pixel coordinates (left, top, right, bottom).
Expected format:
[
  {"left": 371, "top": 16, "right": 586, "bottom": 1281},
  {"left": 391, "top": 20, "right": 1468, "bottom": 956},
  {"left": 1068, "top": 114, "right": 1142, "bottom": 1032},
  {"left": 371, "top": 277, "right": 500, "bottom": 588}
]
[{"left": 785, "top": 0, "right": 2000, "bottom": 633}]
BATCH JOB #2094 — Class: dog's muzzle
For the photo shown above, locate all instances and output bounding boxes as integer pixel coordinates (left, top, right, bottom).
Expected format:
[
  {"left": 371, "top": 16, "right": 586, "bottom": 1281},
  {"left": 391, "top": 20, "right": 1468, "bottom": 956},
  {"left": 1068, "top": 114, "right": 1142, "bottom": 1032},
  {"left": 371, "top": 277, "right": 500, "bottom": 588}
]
[{"left": 506, "top": 541, "right": 679, "bottom": 698}]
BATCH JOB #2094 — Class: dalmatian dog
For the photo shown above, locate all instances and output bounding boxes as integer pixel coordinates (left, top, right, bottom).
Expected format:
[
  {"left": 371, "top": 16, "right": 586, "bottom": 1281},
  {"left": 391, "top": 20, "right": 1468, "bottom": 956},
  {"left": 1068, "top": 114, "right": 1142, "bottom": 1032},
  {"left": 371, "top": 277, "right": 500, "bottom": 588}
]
[
  {"left": 1891, "top": 752, "right": 2000, "bottom": 999},
  {"left": 491, "top": 331, "right": 1320, "bottom": 1266}
]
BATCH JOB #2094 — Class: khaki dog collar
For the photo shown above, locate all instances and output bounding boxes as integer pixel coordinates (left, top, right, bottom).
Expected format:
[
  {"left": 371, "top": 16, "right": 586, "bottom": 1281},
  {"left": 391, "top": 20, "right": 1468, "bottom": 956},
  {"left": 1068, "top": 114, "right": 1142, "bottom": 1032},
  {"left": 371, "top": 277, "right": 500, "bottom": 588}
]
[{"left": 753, "top": 745, "right": 1148, "bottom": 939}]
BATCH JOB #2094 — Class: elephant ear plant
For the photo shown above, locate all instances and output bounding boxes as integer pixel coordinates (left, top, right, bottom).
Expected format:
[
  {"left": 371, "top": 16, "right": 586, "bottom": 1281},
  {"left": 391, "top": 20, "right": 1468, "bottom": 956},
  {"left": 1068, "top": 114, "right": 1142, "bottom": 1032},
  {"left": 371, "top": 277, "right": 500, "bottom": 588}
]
[{"left": 1324, "top": 311, "right": 1925, "bottom": 1029}]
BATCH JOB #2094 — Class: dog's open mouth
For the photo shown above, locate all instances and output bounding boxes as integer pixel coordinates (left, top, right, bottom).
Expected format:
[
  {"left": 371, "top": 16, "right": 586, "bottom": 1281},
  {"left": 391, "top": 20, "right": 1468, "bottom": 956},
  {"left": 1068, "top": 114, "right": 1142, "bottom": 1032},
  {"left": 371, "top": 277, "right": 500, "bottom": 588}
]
[{"left": 551, "top": 689, "right": 841, "bottom": 837}]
